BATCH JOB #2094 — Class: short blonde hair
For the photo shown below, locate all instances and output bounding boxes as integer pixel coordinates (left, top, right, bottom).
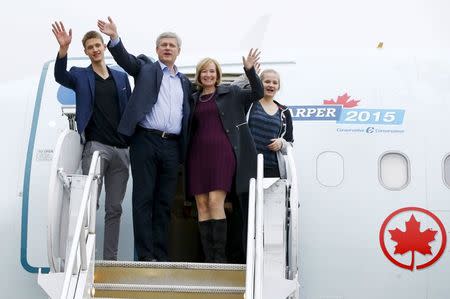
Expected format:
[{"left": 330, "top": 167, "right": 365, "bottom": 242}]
[
  {"left": 260, "top": 69, "right": 281, "bottom": 90},
  {"left": 195, "top": 58, "right": 222, "bottom": 90},
  {"left": 82, "top": 31, "right": 104, "bottom": 48}
]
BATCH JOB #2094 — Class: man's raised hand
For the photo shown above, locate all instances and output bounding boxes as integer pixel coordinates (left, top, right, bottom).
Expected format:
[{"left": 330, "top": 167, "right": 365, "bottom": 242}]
[
  {"left": 98, "top": 16, "right": 118, "bottom": 40},
  {"left": 52, "top": 21, "right": 72, "bottom": 49}
]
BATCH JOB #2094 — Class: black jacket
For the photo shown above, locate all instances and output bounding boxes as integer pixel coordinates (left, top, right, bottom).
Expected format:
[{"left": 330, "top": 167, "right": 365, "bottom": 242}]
[
  {"left": 108, "top": 39, "right": 193, "bottom": 162},
  {"left": 189, "top": 67, "right": 264, "bottom": 194}
]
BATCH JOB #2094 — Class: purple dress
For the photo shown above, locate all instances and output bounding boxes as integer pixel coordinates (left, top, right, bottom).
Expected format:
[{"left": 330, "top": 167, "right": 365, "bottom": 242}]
[{"left": 187, "top": 94, "right": 236, "bottom": 196}]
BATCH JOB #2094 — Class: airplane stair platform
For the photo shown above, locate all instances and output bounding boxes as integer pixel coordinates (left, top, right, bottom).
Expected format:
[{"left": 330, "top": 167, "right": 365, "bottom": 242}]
[
  {"left": 93, "top": 261, "right": 245, "bottom": 298},
  {"left": 38, "top": 129, "right": 299, "bottom": 299}
]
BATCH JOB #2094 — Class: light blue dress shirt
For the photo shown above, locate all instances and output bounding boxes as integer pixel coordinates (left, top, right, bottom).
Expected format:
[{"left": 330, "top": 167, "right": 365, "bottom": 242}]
[{"left": 110, "top": 37, "right": 184, "bottom": 134}]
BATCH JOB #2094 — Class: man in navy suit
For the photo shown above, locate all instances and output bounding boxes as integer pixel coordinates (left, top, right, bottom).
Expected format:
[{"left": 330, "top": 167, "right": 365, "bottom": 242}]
[
  {"left": 52, "top": 22, "right": 131, "bottom": 260},
  {"left": 98, "top": 17, "right": 192, "bottom": 261}
]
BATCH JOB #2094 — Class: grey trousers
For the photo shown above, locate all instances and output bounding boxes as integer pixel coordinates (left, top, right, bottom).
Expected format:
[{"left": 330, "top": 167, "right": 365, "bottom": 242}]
[{"left": 81, "top": 141, "right": 130, "bottom": 260}]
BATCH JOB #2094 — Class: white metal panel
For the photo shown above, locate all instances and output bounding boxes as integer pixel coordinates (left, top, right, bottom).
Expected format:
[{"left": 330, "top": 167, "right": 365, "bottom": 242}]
[
  {"left": 416, "top": 56, "right": 450, "bottom": 299},
  {"left": 283, "top": 50, "right": 429, "bottom": 299}
]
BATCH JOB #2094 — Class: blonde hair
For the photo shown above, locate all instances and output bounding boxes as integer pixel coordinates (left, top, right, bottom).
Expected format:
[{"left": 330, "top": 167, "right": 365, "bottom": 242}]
[
  {"left": 260, "top": 69, "right": 281, "bottom": 90},
  {"left": 82, "top": 31, "right": 104, "bottom": 48},
  {"left": 195, "top": 58, "right": 222, "bottom": 90}
]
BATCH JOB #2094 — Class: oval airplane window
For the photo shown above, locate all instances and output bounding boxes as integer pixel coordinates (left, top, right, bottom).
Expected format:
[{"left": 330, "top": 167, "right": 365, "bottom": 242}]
[
  {"left": 316, "top": 151, "right": 344, "bottom": 187},
  {"left": 443, "top": 154, "right": 450, "bottom": 188},
  {"left": 379, "top": 152, "right": 409, "bottom": 190}
]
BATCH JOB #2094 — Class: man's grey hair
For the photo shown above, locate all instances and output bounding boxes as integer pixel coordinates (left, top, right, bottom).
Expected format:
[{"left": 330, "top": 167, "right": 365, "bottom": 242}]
[{"left": 156, "top": 32, "right": 182, "bottom": 48}]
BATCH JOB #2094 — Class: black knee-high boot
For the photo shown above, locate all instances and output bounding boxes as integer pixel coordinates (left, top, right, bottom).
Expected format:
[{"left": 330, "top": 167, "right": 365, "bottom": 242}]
[
  {"left": 211, "top": 219, "right": 227, "bottom": 263},
  {"left": 198, "top": 220, "right": 214, "bottom": 262}
]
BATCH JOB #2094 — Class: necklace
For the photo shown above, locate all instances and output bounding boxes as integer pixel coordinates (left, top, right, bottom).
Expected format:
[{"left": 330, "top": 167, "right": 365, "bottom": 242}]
[{"left": 199, "top": 92, "right": 215, "bottom": 103}]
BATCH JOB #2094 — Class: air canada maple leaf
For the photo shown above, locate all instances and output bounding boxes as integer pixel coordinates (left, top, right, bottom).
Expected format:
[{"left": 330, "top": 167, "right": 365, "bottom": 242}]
[
  {"left": 323, "top": 93, "right": 360, "bottom": 108},
  {"left": 389, "top": 214, "right": 437, "bottom": 270}
]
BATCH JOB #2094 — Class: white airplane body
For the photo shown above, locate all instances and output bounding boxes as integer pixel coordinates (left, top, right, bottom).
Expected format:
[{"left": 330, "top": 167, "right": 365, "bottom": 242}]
[
  {"left": 3, "top": 48, "right": 450, "bottom": 298},
  {"left": 2, "top": 10, "right": 450, "bottom": 297}
]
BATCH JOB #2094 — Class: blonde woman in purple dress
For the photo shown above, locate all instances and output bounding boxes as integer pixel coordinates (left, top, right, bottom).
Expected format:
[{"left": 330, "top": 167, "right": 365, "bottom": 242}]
[{"left": 187, "top": 49, "right": 263, "bottom": 262}]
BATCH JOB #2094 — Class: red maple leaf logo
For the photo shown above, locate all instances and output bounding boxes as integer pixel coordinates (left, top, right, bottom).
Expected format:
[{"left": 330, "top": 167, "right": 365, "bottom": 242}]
[
  {"left": 323, "top": 93, "right": 360, "bottom": 108},
  {"left": 389, "top": 214, "right": 437, "bottom": 271}
]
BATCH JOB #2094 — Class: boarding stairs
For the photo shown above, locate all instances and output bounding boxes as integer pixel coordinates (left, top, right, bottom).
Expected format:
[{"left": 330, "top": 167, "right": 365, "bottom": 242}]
[{"left": 38, "top": 129, "right": 299, "bottom": 299}]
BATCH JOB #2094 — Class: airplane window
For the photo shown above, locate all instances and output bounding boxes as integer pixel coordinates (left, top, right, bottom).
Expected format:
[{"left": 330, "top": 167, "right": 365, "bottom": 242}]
[
  {"left": 379, "top": 152, "right": 409, "bottom": 190},
  {"left": 316, "top": 151, "right": 344, "bottom": 187},
  {"left": 443, "top": 154, "right": 450, "bottom": 188}
]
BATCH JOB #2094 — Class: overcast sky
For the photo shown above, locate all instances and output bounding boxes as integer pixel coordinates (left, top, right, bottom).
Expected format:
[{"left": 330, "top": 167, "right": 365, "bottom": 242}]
[{"left": 0, "top": 0, "right": 449, "bottom": 81}]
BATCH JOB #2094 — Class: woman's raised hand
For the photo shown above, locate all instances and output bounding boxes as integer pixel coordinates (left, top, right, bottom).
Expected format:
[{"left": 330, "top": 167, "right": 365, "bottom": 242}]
[{"left": 242, "top": 48, "right": 261, "bottom": 71}]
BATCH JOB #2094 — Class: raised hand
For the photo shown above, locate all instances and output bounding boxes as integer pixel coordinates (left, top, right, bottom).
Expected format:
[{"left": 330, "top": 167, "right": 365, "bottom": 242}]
[
  {"left": 97, "top": 16, "right": 118, "bottom": 40},
  {"left": 242, "top": 48, "right": 261, "bottom": 71},
  {"left": 255, "top": 62, "right": 261, "bottom": 75},
  {"left": 52, "top": 21, "right": 72, "bottom": 49}
]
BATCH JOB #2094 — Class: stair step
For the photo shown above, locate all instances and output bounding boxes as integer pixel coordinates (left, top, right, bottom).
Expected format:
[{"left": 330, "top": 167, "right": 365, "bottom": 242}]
[
  {"left": 95, "top": 261, "right": 245, "bottom": 287},
  {"left": 93, "top": 283, "right": 245, "bottom": 298}
]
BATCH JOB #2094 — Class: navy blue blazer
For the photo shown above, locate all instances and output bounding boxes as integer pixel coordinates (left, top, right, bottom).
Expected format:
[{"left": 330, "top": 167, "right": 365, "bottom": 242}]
[
  {"left": 107, "top": 40, "right": 193, "bottom": 162},
  {"left": 54, "top": 54, "right": 132, "bottom": 137}
]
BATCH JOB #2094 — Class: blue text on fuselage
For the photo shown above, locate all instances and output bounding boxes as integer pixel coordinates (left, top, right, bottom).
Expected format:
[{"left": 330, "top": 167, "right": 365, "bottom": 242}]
[{"left": 289, "top": 105, "right": 342, "bottom": 121}]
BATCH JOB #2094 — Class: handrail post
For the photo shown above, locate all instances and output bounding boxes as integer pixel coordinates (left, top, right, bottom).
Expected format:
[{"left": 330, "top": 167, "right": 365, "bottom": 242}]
[
  {"left": 254, "top": 154, "right": 264, "bottom": 299},
  {"left": 80, "top": 214, "right": 87, "bottom": 272},
  {"left": 245, "top": 178, "right": 256, "bottom": 299},
  {"left": 89, "top": 176, "right": 98, "bottom": 234},
  {"left": 286, "top": 146, "right": 299, "bottom": 280}
]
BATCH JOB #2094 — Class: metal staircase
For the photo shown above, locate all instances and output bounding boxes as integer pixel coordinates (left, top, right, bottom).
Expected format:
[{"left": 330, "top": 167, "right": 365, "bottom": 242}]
[{"left": 38, "top": 129, "right": 299, "bottom": 299}]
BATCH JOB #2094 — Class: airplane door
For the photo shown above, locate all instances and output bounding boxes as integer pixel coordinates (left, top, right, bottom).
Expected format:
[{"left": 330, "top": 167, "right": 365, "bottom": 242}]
[{"left": 22, "top": 60, "right": 69, "bottom": 273}]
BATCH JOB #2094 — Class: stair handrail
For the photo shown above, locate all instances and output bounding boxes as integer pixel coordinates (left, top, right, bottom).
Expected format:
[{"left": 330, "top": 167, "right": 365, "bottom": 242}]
[
  {"left": 244, "top": 178, "right": 256, "bottom": 299},
  {"left": 59, "top": 151, "right": 101, "bottom": 298},
  {"left": 245, "top": 154, "right": 264, "bottom": 299},
  {"left": 46, "top": 129, "right": 83, "bottom": 273},
  {"left": 246, "top": 148, "right": 299, "bottom": 299},
  {"left": 254, "top": 154, "right": 265, "bottom": 299},
  {"left": 285, "top": 146, "right": 299, "bottom": 280}
]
